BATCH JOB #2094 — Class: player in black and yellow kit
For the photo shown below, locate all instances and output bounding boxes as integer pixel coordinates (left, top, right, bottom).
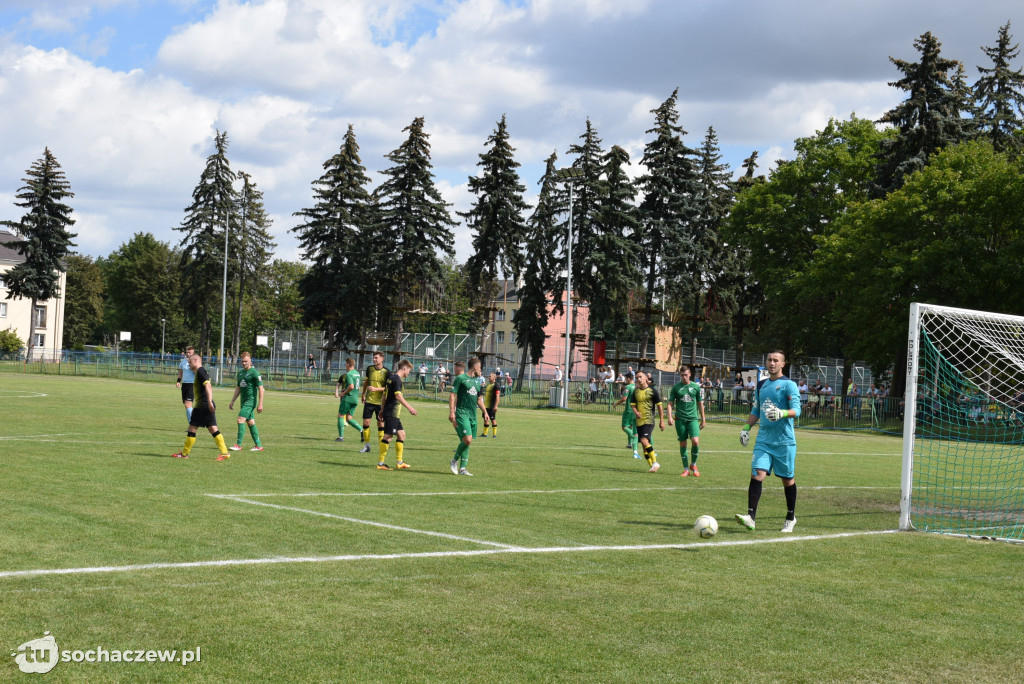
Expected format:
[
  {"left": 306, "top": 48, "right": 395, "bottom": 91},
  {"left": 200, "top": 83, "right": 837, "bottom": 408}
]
[
  {"left": 373, "top": 360, "right": 418, "bottom": 469},
  {"left": 481, "top": 371, "right": 501, "bottom": 437},
  {"left": 630, "top": 371, "right": 665, "bottom": 473},
  {"left": 359, "top": 351, "right": 390, "bottom": 453},
  {"left": 172, "top": 353, "right": 231, "bottom": 461}
]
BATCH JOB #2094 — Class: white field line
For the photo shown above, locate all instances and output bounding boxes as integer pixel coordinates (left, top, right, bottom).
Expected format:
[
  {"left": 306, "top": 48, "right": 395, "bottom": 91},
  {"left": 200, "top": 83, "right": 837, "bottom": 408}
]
[
  {"left": 217, "top": 495, "right": 520, "bottom": 550},
  {"left": 0, "top": 433, "right": 83, "bottom": 440},
  {"left": 207, "top": 485, "right": 898, "bottom": 499},
  {"left": 0, "top": 530, "right": 900, "bottom": 580}
]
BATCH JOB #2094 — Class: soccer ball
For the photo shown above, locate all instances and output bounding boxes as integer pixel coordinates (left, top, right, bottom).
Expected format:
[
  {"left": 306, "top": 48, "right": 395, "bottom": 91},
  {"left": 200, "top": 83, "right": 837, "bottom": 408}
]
[{"left": 694, "top": 515, "right": 718, "bottom": 539}]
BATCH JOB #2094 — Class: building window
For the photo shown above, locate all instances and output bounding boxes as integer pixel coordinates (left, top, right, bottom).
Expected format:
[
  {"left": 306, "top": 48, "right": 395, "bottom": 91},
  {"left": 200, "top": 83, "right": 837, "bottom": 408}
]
[
  {"left": 496, "top": 309, "right": 506, "bottom": 321},
  {"left": 0, "top": 302, "right": 6, "bottom": 318},
  {"left": 33, "top": 333, "right": 45, "bottom": 348},
  {"left": 496, "top": 331, "right": 505, "bottom": 345},
  {"left": 510, "top": 331, "right": 517, "bottom": 344},
  {"left": 34, "top": 305, "right": 47, "bottom": 329}
]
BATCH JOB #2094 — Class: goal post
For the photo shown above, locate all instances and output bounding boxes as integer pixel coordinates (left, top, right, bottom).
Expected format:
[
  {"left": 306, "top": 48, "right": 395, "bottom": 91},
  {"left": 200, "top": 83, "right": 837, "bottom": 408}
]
[{"left": 900, "top": 303, "right": 1024, "bottom": 541}]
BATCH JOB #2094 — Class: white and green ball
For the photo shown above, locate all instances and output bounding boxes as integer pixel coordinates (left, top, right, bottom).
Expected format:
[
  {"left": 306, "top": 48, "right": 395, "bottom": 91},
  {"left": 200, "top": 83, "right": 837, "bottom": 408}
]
[{"left": 694, "top": 515, "right": 718, "bottom": 538}]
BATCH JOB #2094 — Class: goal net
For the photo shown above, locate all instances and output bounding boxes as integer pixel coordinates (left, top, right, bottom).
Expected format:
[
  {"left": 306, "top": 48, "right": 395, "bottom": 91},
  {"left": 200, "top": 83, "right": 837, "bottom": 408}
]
[{"left": 900, "top": 303, "right": 1024, "bottom": 541}]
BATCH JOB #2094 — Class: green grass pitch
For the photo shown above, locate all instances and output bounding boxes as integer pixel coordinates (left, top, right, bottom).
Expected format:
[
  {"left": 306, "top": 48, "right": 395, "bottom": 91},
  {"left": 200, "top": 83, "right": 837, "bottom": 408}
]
[{"left": 1, "top": 373, "right": 1022, "bottom": 682}]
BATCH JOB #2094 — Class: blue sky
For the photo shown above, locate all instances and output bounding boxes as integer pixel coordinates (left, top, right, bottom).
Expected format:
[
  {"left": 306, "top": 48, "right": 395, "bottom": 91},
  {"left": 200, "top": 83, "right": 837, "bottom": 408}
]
[{"left": 0, "top": 0, "right": 1020, "bottom": 262}]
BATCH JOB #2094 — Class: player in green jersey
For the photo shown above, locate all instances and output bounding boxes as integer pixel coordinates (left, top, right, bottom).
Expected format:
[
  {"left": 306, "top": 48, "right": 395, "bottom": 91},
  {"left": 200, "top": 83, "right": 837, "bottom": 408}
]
[
  {"left": 449, "top": 358, "right": 486, "bottom": 476},
  {"left": 480, "top": 371, "right": 501, "bottom": 437},
  {"left": 227, "top": 351, "right": 265, "bottom": 451},
  {"left": 359, "top": 351, "right": 390, "bottom": 453},
  {"left": 667, "top": 366, "right": 706, "bottom": 477},
  {"left": 334, "top": 357, "right": 362, "bottom": 441},
  {"left": 613, "top": 371, "right": 639, "bottom": 458},
  {"left": 630, "top": 371, "right": 665, "bottom": 473}
]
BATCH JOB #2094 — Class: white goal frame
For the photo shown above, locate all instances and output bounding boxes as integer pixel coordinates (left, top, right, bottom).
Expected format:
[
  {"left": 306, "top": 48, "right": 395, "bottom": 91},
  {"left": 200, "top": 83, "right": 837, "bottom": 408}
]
[{"left": 900, "top": 302, "right": 1024, "bottom": 533}]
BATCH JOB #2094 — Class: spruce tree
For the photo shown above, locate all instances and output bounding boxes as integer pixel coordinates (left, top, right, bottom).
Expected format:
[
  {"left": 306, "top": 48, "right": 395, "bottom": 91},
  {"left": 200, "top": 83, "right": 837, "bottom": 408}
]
[
  {"left": 637, "top": 90, "right": 700, "bottom": 355},
  {"left": 513, "top": 152, "right": 564, "bottom": 386},
  {"left": 292, "top": 124, "right": 376, "bottom": 355},
  {"left": 671, "top": 127, "right": 733, "bottom": 364},
  {"left": 874, "top": 31, "right": 968, "bottom": 196},
  {"left": 176, "top": 130, "right": 236, "bottom": 353},
  {"left": 232, "top": 171, "right": 276, "bottom": 360},
  {"left": 974, "top": 21, "right": 1024, "bottom": 153},
  {"left": 1, "top": 148, "right": 77, "bottom": 357},
  {"left": 588, "top": 145, "right": 640, "bottom": 342},
  {"left": 374, "top": 117, "right": 456, "bottom": 359},
  {"left": 462, "top": 115, "right": 529, "bottom": 294}
]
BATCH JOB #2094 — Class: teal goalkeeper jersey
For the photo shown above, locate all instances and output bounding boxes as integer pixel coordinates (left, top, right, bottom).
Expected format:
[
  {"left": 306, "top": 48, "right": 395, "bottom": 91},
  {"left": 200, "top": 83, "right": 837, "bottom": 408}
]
[{"left": 752, "top": 376, "right": 801, "bottom": 446}]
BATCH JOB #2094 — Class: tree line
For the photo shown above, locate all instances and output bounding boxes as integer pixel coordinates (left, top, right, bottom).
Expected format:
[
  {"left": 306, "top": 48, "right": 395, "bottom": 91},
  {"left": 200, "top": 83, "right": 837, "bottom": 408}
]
[{"left": 3, "top": 24, "right": 1023, "bottom": 394}]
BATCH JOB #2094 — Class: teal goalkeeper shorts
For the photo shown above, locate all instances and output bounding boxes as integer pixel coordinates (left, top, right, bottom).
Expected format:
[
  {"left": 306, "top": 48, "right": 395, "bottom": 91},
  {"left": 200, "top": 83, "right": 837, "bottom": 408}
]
[{"left": 752, "top": 444, "right": 796, "bottom": 479}]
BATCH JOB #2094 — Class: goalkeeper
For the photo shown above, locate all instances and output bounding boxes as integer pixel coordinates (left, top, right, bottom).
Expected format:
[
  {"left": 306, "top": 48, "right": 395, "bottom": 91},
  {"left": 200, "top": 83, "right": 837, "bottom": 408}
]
[{"left": 735, "top": 350, "right": 802, "bottom": 533}]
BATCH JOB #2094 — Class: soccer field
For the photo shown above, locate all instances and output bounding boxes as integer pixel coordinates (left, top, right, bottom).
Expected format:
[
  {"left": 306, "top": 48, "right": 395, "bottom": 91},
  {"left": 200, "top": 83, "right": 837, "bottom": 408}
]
[{"left": 1, "top": 373, "right": 1022, "bottom": 682}]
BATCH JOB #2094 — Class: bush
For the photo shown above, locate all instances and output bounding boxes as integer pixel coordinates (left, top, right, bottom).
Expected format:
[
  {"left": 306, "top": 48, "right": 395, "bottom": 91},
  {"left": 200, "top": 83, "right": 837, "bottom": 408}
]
[{"left": 0, "top": 329, "right": 24, "bottom": 355}]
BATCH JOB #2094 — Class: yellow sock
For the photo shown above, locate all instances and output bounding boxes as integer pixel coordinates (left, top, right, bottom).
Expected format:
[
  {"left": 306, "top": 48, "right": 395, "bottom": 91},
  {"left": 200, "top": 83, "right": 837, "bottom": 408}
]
[
  {"left": 492, "top": 426, "right": 498, "bottom": 437},
  {"left": 214, "top": 433, "right": 229, "bottom": 455},
  {"left": 395, "top": 441, "right": 404, "bottom": 463},
  {"left": 361, "top": 428, "right": 370, "bottom": 442},
  {"left": 182, "top": 435, "right": 196, "bottom": 456},
  {"left": 482, "top": 425, "right": 489, "bottom": 436},
  {"left": 379, "top": 441, "right": 390, "bottom": 463}
]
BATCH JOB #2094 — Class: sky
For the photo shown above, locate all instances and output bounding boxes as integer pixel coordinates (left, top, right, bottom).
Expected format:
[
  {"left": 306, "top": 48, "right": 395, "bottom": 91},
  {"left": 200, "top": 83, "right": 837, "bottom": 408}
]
[{"left": 0, "top": 0, "right": 1020, "bottom": 263}]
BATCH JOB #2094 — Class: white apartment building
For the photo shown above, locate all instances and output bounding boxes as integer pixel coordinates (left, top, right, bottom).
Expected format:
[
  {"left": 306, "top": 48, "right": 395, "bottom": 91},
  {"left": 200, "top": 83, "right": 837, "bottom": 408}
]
[{"left": 0, "top": 230, "right": 66, "bottom": 360}]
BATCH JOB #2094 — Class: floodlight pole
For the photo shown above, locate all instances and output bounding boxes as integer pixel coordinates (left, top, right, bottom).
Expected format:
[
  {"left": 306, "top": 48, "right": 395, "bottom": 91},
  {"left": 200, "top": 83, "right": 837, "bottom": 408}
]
[
  {"left": 554, "top": 167, "right": 583, "bottom": 409},
  {"left": 161, "top": 318, "right": 166, "bottom": 358},
  {"left": 218, "top": 206, "right": 229, "bottom": 385}
]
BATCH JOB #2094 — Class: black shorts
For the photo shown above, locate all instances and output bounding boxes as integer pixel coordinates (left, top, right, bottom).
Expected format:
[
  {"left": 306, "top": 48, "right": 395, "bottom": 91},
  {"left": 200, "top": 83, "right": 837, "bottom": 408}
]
[
  {"left": 636, "top": 424, "right": 654, "bottom": 442},
  {"left": 190, "top": 406, "right": 218, "bottom": 428},
  {"left": 383, "top": 415, "right": 404, "bottom": 436},
  {"left": 363, "top": 403, "right": 383, "bottom": 422},
  {"left": 181, "top": 383, "right": 194, "bottom": 404},
  {"left": 482, "top": 407, "right": 497, "bottom": 421}
]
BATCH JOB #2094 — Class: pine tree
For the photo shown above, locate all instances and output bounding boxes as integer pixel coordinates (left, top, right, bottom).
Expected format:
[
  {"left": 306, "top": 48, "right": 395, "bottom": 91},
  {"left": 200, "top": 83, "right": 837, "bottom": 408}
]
[
  {"left": 176, "top": 130, "right": 236, "bottom": 354},
  {"left": 974, "top": 21, "right": 1024, "bottom": 153},
  {"left": 1, "top": 148, "right": 77, "bottom": 358},
  {"left": 232, "top": 171, "right": 276, "bottom": 360},
  {"left": 513, "top": 151, "right": 564, "bottom": 386},
  {"left": 463, "top": 115, "right": 529, "bottom": 294},
  {"left": 874, "top": 31, "right": 968, "bottom": 196},
  {"left": 637, "top": 90, "right": 700, "bottom": 354},
  {"left": 374, "top": 117, "right": 456, "bottom": 359},
  {"left": 293, "top": 124, "right": 376, "bottom": 356}
]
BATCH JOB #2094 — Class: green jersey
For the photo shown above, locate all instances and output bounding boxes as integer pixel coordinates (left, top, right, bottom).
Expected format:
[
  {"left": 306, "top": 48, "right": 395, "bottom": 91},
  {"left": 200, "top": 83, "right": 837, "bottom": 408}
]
[
  {"left": 451, "top": 373, "right": 481, "bottom": 414},
  {"left": 668, "top": 381, "right": 702, "bottom": 421},
  {"left": 630, "top": 386, "right": 662, "bottom": 427},
  {"left": 236, "top": 366, "right": 263, "bottom": 405},
  {"left": 339, "top": 369, "right": 360, "bottom": 400},
  {"left": 621, "top": 383, "right": 636, "bottom": 417}
]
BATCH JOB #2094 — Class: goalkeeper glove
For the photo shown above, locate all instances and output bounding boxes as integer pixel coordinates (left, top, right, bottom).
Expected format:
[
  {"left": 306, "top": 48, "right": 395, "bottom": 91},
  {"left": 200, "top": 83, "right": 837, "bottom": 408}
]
[
  {"left": 764, "top": 406, "right": 788, "bottom": 422},
  {"left": 739, "top": 428, "right": 750, "bottom": 447}
]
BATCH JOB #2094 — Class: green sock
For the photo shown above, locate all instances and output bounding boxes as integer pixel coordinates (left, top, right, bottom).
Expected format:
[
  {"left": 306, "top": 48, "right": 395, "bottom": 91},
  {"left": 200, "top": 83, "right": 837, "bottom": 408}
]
[
  {"left": 236, "top": 423, "right": 245, "bottom": 446},
  {"left": 347, "top": 418, "right": 361, "bottom": 431},
  {"left": 338, "top": 417, "right": 345, "bottom": 437},
  {"left": 456, "top": 442, "right": 469, "bottom": 469},
  {"left": 249, "top": 424, "right": 261, "bottom": 447},
  {"left": 680, "top": 447, "right": 689, "bottom": 468},
  {"left": 691, "top": 444, "right": 699, "bottom": 465}
]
